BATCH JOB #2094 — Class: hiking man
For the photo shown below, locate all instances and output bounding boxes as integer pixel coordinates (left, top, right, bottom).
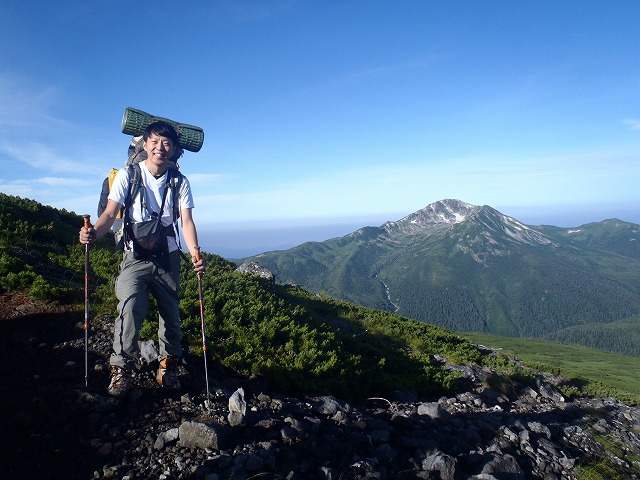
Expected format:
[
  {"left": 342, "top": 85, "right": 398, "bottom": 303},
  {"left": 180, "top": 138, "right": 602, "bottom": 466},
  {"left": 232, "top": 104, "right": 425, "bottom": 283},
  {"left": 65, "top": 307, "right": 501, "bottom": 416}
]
[{"left": 79, "top": 121, "right": 205, "bottom": 397}]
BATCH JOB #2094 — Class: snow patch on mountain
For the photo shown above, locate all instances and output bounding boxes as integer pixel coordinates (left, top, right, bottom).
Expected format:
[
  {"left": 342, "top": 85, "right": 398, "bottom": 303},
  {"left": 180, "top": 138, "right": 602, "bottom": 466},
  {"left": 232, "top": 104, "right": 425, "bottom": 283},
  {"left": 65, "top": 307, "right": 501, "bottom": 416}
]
[
  {"left": 414, "top": 199, "right": 474, "bottom": 225},
  {"left": 383, "top": 199, "right": 474, "bottom": 234},
  {"left": 498, "top": 213, "right": 556, "bottom": 246}
]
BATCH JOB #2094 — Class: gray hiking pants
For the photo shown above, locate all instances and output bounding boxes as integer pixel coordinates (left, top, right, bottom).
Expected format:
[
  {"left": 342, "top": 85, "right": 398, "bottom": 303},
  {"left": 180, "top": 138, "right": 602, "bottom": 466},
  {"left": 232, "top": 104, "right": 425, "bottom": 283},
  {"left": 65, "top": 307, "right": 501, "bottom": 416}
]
[{"left": 110, "top": 250, "right": 182, "bottom": 370}]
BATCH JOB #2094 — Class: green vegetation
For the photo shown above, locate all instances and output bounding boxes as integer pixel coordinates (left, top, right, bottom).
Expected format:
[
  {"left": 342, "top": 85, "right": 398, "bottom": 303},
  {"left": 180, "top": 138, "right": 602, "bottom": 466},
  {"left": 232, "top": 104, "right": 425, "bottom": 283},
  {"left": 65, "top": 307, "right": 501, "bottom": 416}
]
[
  {"left": 544, "top": 316, "right": 640, "bottom": 357},
  {"left": 462, "top": 332, "right": 640, "bottom": 405},
  {"left": 2, "top": 192, "right": 640, "bottom": 403},
  {"left": 538, "top": 219, "right": 640, "bottom": 261},
  {"left": 0, "top": 193, "right": 118, "bottom": 305},
  {"left": 148, "top": 254, "right": 487, "bottom": 400}
]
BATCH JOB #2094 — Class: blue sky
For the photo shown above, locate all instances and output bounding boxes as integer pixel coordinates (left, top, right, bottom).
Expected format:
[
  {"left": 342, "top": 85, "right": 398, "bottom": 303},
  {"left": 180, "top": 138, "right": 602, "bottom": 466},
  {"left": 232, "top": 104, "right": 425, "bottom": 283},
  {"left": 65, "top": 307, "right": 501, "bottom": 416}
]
[{"left": 1, "top": 1, "right": 639, "bottom": 257}]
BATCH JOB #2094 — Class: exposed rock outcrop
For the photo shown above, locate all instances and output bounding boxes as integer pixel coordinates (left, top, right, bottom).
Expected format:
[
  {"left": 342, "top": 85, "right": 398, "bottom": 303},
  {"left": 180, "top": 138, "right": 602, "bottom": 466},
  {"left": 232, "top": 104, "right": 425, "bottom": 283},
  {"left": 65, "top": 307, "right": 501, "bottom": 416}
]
[{"left": 235, "top": 261, "right": 276, "bottom": 283}]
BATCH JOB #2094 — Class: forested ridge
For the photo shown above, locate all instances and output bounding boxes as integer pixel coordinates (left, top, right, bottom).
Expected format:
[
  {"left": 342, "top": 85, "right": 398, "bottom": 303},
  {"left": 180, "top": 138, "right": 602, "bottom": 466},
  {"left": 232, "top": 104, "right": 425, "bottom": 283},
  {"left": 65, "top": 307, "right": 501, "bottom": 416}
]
[
  {"left": 243, "top": 201, "right": 640, "bottom": 354},
  {"left": 543, "top": 316, "right": 640, "bottom": 357}
]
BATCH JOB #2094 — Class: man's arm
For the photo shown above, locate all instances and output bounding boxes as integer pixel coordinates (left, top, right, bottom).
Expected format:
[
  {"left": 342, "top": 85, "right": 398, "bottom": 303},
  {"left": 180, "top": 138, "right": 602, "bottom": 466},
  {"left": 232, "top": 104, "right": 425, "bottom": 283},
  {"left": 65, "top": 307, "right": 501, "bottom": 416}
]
[{"left": 181, "top": 207, "right": 205, "bottom": 272}]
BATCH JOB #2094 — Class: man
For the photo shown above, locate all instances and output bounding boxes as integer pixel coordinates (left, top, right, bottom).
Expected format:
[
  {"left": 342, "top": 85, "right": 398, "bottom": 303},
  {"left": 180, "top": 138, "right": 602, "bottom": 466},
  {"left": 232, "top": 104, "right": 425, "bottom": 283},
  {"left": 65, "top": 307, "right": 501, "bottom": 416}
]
[{"left": 79, "top": 121, "right": 205, "bottom": 397}]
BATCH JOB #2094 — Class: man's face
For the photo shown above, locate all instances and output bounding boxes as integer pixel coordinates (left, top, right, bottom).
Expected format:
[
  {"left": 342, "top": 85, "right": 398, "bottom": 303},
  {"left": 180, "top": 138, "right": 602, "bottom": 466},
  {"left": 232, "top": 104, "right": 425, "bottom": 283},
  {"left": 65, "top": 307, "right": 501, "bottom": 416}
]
[{"left": 143, "top": 133, "right": 176, "bottom": 165}]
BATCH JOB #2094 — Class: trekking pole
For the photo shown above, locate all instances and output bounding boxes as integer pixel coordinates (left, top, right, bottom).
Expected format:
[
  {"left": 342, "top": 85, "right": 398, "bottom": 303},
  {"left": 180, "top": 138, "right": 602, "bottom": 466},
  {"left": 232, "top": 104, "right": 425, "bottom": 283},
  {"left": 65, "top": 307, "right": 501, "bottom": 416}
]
[
  {"left": 83, "top": 215, "right": 92, "bottom": 388},
  {"left": 195, "top": 246, "right": 211, "bottom": 411}
]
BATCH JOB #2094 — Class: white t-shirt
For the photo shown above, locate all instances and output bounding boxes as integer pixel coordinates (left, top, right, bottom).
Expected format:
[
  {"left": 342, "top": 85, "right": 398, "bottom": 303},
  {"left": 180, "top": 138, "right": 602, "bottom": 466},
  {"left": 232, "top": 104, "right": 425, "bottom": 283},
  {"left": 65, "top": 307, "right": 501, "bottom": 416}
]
[{"left": 108, "top": 162, "right": 194, "bottom": 252}]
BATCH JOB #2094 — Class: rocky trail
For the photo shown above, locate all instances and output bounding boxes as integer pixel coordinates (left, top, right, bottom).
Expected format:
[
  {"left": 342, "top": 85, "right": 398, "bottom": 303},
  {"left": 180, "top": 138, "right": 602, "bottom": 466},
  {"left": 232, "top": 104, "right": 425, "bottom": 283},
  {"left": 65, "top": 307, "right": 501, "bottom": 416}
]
[{"left": 2, "top": 295, "right": 640, "bottom": 480}]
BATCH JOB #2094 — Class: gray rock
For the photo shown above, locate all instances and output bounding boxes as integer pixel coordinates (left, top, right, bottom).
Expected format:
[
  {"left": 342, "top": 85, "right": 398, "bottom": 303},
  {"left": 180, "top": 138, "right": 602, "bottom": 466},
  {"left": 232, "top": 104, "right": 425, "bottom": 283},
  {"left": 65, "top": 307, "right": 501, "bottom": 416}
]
[
  {"left": 235, "top": 261, "right": 275, "bottom": 282},
  {"left": 154, "top": 427, "right": 179, "bottom": 450},
  {"left": 423, "top": 452, "right": 456, "bottom": 480},
  {"left": 417, "top": 401, "right": 447, "bottom": 419},
  {"left": 479, "top": 453, "right": 525, "bottom": 479},
  {"left": 179, "top": 421, "right": 227, "bottom": 450},
  {"left": 311, "top": 395, "right": 350, "bottom": 416},
  {"left": 229, "top": 387, "right": 246, "bottom": 414},
  {"left": 138, "top": 339, "right": 158, "bottom": 364}
]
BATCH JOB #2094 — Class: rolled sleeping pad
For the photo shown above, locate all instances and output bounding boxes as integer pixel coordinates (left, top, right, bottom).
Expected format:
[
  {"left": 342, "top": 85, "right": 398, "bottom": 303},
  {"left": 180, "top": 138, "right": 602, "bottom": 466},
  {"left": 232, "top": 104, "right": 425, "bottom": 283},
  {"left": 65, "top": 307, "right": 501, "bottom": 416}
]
[{"left": 121, "top": 106, "right": 204, "bottom": 152}]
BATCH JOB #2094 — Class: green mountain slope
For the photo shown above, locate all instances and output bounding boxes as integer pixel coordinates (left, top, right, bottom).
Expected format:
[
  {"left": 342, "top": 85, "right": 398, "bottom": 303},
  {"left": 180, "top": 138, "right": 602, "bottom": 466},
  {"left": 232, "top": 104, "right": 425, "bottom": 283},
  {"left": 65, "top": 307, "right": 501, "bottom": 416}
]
[
  {"left": 542, "top": 316, "right": 640, "bottom": 357},
  {"left": 462, "top": 331, "right": 640, "bottom": 399},
  {"left": 0, "top": 193, "right": 115, "bottom": 304},
  {"left": 243, "top": 199, "right": 640, "bottom": 343},
  {"left": 538, "top": 219, "right": 640, "bottom": 260}
]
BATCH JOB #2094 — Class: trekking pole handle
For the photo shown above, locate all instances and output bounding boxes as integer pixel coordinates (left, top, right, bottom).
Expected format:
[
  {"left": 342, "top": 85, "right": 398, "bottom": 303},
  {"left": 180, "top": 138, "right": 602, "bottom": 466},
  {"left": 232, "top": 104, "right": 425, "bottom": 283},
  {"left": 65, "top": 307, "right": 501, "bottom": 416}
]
[
  {"left": 83, "top": 215, "right": 94, "bottom": 245},
  {"left": 194, "top": 246, "right": 203, "bottom": 277}
]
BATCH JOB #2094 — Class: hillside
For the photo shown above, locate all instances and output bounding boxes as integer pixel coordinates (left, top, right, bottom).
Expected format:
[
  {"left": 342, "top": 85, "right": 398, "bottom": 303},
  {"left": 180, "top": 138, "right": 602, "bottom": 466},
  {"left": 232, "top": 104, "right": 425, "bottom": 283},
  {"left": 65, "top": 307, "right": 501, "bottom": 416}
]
[
  {"left": 542, "top": 316, "right": 640, "bottom": 357},
  {"left": 537, "top": 219, "right": 640, "bottom": 260},
  {"left": 0, "top": 193, "right": 479, "bottom": 400},
  {"left": 4, "top": 193, "right": 640, "bottom": 479},
  {"left": 242, "top": 199, "right": 640, "bottom": 350}
]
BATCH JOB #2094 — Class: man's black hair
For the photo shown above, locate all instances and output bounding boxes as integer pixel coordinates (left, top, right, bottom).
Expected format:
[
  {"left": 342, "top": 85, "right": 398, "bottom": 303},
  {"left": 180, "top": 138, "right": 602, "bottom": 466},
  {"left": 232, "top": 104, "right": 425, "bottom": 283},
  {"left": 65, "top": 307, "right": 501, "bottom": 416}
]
[{"left": 143, "top": 121, "right": 180, "bottom": 146}]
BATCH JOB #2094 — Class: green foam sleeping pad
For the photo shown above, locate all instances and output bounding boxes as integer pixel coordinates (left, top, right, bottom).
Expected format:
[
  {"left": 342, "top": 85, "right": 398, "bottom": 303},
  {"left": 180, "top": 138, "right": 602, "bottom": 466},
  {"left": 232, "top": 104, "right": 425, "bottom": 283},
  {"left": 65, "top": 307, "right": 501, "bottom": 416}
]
[{"left": 121, "top": 107, "right": 204, "bottom": 152}]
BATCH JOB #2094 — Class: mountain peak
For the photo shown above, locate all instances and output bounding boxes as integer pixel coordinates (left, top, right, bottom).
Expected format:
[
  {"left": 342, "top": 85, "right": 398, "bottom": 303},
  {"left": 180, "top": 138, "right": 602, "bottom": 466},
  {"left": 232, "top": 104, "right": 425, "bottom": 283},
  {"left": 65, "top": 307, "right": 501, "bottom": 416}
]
[
  {"left": 380, "top": 199, "right": 558, "bottom": 250},
  {"left": 383, "top": 199, "right": 476, "bottom": 233},
  {"left": 412, "top": 199, "right": 476, "bottom": 225}
]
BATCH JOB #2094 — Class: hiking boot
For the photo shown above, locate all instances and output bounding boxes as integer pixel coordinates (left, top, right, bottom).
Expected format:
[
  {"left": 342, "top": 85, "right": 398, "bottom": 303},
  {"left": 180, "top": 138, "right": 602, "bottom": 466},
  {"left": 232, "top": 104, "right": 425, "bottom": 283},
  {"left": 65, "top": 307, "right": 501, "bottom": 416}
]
[
  {"left": 108, "top": 366, "right": 131, "bottom": 397},
  {"left": 156, "top": 357, "right": 181, "bottom": 390}
]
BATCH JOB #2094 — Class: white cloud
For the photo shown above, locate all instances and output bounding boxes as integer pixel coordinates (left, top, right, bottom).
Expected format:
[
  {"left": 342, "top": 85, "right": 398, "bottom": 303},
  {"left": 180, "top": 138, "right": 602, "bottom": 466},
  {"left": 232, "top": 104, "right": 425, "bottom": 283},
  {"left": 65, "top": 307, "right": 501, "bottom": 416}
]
[
  {"left": 622, "top": 118, "right": 640, "bottom": 131},
  {"left": 0, "top": 141, "right": 98, "bottom": 175},
  {"left": 0, "top": 73, "right": 65, "bottom": 131},
  {"left": 30, "top": 176, "right": 86, "bottom": 186},
  {"left": 50, "top": 193, "right": 98, "bottom": 215},
  {"left": 0, "top": 183, "right": 38, "bottom": 199},
  {"left": 186, "top": 172, "right": 225, "bottom": 185},
  {"left": 0, "top": 176, "right": 84, "bottom": 187}
]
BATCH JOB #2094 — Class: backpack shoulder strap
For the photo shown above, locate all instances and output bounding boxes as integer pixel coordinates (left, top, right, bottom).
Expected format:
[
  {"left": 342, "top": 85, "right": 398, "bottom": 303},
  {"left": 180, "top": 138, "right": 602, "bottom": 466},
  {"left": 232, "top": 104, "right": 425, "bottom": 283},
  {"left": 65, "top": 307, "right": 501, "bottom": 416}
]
[
  {"left": 126, "top": 164, "right": 143, "bottom": 207},
  {"left": 165, "top": 167, "right": 188, "bottom": 257},
  {"left": 123, "top": 163, "right": 143, "bottom": 221},
  {"left": 168, "top": 167, "right": 184, "bottom": 222},
  {"left": 122, "top": 163, "right": 144, "bottom": 245}
]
